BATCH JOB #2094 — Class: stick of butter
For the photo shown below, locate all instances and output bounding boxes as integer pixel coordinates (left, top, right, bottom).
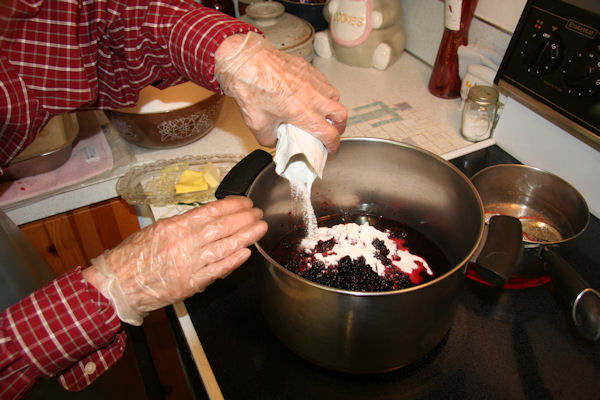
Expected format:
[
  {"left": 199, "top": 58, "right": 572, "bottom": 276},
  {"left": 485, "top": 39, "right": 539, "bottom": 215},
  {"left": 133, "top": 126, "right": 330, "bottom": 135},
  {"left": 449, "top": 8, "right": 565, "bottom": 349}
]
[
  {"left": 175, "top": 170, "right": 208, "bottom": 193},
  {"left": 202, "top": 162, "right": 221, "bottom": 188}
]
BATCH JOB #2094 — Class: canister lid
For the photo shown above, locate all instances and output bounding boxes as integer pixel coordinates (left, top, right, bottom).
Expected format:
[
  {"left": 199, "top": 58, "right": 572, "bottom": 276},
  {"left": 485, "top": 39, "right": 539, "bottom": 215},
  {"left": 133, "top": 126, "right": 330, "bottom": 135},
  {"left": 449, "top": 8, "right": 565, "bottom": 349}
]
[
  {"left": 467, "top": 85, "right": 499, "bottom": 105},
  {"left": 240, "top": 1, "right": 314, "bottom": 54}
]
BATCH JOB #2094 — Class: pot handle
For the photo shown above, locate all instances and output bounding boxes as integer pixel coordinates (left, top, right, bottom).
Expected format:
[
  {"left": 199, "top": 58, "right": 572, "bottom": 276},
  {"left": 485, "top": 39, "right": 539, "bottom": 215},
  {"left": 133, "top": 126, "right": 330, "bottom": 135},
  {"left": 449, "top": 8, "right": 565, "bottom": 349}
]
[
  {"left": 475, "top": 215, "right": 523, "bottom": 287},
  {"left": 543, "top": 247, "right": 600, "bottom": 342},
  {"left": 215, "top": 149, "right": 273, "bottom": 199}
]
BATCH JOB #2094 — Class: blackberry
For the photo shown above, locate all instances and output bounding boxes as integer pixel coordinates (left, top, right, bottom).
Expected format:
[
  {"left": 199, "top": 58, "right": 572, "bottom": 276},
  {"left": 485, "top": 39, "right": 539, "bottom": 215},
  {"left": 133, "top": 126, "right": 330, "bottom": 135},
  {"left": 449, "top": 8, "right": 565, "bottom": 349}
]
[
  {"left": 389, "top": 227, "right": 408, "bottom": 240},
  {"left": 271, "top": 215, "right": 450, "bottom": 293},
  {"left": 372, "top": 238, "right": 392, "bottom": 266},
  {"left": 331, "top": 256, "right": 393, "bottom": 292},
  {"left": 384, "top": 266, "right": 412, "bottom": 290},
  {"left": 314, "top": 237, "right": 336, "bottom": 254},
  {"left": 372, "top": 239, "right": 389, "bottom": 256}
]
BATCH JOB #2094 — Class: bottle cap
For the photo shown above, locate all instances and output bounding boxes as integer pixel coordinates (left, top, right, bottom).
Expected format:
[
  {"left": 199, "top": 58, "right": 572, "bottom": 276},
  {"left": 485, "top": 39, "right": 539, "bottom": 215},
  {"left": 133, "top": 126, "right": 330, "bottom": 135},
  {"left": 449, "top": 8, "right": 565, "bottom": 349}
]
[{"left": 467, "top": 85, "right": 499, "bottom": 105}]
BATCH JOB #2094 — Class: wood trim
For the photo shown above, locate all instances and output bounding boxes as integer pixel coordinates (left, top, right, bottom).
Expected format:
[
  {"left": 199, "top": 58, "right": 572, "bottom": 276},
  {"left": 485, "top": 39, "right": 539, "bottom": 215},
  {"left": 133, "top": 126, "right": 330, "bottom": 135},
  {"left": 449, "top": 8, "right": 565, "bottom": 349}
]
[{"left": 20, "top": 197, "right": 140, "bottom": 275}]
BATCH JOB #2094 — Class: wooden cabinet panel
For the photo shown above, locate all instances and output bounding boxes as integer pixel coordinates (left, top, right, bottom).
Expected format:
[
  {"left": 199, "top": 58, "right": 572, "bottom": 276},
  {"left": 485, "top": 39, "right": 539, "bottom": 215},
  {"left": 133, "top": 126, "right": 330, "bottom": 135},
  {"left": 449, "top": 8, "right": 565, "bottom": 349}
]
[
  {"left": 44, "top": 213, "right": 88, "bottom": 275},
  {"left": 109, "top": 199, "right": 140, "bottom": 239},
  {"left": 19, "top": 197, "right": 192, "bottom": 399},
  {"left": 18, "top": 219, "right": 66, "bottom": 275},
  {"left": 71, "top": 207, "right": 105, "bottom": 262},
  {"left": 20, "top": 197, "right": 140, "bottom": 275}
]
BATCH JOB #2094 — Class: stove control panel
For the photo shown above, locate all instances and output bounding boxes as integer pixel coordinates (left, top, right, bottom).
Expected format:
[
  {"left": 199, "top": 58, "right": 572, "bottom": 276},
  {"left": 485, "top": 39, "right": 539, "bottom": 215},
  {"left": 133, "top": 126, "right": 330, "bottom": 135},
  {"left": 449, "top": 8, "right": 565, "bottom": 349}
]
[{"left": 495, "top": 0, "right": 599, "bottom": 150}]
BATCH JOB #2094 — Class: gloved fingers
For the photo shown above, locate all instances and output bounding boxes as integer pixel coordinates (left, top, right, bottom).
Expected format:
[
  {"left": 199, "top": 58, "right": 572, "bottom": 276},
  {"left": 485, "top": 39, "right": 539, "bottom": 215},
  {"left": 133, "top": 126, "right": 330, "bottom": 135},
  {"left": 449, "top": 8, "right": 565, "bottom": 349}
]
[
  {"left": 302, "top": 113, "right": 345, "bottom": 153},
  {"left": 214, "top": 32, "right": 347, "bottom": 152},
  {"left": 235, "top": 79, "right": 347, "bottom": 152},
  {"left": 283, "top": 53, "right": 339, "bottom": 100},
  {"left": 132, "top": 248, "right": 252, "bottom": 312},
  {"left": 98, "top": 217, "right": 266, "bottom": 314},
  {"left": 179, "top": 195, "right": 256, "bottom": 227},
  {"left": 193, "top": 219, "right": 267, "bottom": 268},
  {"left": 193, "top": 207, "right": 264, "bottom": 245},
  {"left": 327, "top": 107, "right": 348, "bottom": 137},
  {"left": 187, "top": 248, "right": 252, "bottom": 293},
  {"left": 144, "top": 202, "right": 264, "bottom": 285},
  {"left": 155, "top": 217, "right": 264, "bottom": 304},
  {"left": 293, "top": 93, "right": 348, "bottom": 152}
]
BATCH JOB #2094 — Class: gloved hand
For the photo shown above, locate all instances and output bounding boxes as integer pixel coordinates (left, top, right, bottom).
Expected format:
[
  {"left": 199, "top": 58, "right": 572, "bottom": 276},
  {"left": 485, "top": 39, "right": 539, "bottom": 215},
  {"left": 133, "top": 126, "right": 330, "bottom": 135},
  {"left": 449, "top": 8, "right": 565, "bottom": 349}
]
[
  {"left": 214, "top": 32, "right": 347, "bottom": 153},
  {"left": 82, "top": 196, "right": 267, "bottom": 325}
]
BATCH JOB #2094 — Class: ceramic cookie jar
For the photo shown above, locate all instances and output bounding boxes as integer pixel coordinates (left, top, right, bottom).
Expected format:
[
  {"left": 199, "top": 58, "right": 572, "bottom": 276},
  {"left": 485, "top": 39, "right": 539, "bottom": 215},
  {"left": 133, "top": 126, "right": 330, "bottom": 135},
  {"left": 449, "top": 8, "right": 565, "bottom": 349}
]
[{"left": 314, "top": 0, "right": 405, "bottom": 70}]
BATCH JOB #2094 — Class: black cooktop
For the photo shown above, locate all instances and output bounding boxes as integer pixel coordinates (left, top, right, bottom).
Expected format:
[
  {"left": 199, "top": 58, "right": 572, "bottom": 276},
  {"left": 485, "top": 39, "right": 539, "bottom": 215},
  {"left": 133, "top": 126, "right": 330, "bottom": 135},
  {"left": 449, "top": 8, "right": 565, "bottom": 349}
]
[{"left": 169, "top": 145, "right": 600, "bottom": 400}]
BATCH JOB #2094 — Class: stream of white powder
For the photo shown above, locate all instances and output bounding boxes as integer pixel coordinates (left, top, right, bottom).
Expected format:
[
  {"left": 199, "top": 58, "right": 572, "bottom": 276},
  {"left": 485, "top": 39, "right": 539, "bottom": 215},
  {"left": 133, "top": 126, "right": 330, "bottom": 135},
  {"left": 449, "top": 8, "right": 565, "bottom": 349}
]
[{"left": 290, "top": 180, "right": 318, "bottom": 238}]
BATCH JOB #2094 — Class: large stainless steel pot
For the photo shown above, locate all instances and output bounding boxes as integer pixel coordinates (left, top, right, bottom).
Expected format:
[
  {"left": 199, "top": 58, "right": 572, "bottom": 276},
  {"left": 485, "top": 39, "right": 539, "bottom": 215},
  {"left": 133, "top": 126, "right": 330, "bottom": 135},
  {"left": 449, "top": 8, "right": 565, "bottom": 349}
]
[{"left": 217, "top": 138, "right": 485, "bottom": 373}]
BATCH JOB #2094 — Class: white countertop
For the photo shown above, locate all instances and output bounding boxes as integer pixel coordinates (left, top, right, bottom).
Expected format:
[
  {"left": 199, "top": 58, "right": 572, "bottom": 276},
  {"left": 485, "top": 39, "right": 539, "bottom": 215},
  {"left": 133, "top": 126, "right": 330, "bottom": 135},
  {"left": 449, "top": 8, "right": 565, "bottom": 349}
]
[{"left": 2, "top": 52, "right": 492, "bottom": 226}]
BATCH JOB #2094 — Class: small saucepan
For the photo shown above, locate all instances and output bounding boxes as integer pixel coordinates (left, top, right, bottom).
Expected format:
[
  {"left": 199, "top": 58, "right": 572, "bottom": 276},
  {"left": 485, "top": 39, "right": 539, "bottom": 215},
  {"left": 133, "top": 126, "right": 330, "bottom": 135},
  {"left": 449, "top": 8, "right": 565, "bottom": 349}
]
[{"left": 470, "top": 164, "right": 600, "bottom": 341}]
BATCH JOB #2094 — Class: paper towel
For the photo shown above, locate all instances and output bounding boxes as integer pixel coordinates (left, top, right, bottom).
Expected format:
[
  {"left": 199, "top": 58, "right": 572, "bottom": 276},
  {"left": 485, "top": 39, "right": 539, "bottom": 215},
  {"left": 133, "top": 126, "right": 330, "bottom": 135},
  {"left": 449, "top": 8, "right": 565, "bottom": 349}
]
[
  {"left": 273, "top": 124, "right": 327, "bottom": 187},
  {"left": 457, "top": 40, "right": 503, "bottom": 80},
  {"left": 273, "top": 124, "right": 327, "bottom": 238}
]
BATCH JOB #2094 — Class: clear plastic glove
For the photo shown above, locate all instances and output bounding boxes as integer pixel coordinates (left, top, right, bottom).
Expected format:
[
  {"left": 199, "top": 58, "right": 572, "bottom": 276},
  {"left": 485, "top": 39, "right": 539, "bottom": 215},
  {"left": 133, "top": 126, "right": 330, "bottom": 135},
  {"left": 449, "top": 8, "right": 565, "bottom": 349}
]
[
  {"left": 83, "top": 196, "right": 267, "bottom": 325},
  {"left": 214, "top": 32, "right": 347, "bottom": 153}
]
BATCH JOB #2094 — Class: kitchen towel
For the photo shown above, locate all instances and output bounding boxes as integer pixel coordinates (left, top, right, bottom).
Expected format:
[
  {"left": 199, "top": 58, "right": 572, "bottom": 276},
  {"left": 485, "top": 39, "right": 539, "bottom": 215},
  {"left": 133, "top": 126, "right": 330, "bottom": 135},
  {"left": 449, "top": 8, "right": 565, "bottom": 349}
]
[
  {"left": 273, "top": 123, "right": 327, "bottom": 186},
  {"left": 457, "top": 39, "right": 503, "bottom": 79},
  {"left": 0, "top": 119, "right": 114, "bottom": 207}
]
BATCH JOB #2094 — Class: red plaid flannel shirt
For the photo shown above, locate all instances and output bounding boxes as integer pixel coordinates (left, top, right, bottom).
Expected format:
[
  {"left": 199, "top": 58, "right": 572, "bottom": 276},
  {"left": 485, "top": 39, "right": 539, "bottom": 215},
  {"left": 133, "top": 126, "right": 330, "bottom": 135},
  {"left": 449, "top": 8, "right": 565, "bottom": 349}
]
[
  {"left": 0, "top": 268, "right": 124, "bottom": 398},
  {"left": 0, "top": 0, "right": 259, "bottom": 397},
  {"left": 0, "top": 0, "right": 259, "bottom": 175}
]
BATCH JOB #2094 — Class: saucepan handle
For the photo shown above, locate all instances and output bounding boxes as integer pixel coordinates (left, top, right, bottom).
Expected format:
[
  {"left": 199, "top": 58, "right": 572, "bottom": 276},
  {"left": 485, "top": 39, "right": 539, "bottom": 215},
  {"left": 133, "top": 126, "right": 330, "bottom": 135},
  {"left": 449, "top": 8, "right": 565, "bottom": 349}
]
[
  {"left": 474, "top": 215, "right": 523, "bottom": 287},
  {"left": 215, "top": 149, "right": 273, "bottom": 199},
  {"left": 543, "top": 247, "right": 600, "bottom": 342}
]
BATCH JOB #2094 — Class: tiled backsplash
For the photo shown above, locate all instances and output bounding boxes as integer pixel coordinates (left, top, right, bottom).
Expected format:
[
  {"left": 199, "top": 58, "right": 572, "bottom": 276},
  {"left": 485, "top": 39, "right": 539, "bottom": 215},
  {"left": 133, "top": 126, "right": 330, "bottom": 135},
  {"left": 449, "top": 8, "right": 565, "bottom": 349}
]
[{"left": 343, "top": 96, "right": 474, "bottom": 155}]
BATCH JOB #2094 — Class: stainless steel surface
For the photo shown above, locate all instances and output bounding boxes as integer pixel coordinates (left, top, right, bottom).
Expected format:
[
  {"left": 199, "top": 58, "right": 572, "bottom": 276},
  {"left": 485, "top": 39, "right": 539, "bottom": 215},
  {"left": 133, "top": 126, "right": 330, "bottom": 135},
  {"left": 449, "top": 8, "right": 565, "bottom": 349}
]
[
  {"left": 470, "top": 164, "right": 599, "bottom": 340},
  {"left": 2, "top": 113, "right": 80, "bottom": 181},
  {"left": 471, "top": 164, "right": 589, "bottom": 245},
  {"left": 543, "top": 246, "right": 600, "bottom": 341},
  {"left": 245, "top": 138, "right": 485, "bottom": 373},
  {"left": 0, "top": 209, "right": 57, "bottom": 311}
]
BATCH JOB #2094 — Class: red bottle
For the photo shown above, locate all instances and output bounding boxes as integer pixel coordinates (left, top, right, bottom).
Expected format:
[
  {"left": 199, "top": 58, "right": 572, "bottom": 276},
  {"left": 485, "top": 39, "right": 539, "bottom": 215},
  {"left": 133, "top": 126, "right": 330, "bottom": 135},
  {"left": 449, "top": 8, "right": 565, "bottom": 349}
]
[{"left": 428, "top": 0, "right": 478, "bottom": 99}]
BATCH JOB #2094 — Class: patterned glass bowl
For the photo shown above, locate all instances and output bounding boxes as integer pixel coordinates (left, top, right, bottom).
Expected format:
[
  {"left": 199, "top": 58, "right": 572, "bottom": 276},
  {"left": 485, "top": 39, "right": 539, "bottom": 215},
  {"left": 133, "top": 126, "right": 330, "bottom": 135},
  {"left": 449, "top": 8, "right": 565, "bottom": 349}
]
[{"left": 105, "top": 82, "right": 224, "bottom": 149}]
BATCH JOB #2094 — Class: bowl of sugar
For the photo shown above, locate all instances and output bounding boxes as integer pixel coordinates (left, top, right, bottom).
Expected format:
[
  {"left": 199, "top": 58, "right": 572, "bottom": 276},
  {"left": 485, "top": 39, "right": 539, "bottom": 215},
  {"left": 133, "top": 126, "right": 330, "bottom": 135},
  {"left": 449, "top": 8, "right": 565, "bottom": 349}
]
[{"left": 105, "top": 82, "right": 224, "bottom": 149}]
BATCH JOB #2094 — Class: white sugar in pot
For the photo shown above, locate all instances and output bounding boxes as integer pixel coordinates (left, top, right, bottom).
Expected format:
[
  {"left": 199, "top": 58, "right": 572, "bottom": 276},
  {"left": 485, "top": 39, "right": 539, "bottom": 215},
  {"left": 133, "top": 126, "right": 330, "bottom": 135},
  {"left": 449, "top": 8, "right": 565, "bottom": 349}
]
[{"left": 216, "top": 138, "right": 485, "bottom": 373}]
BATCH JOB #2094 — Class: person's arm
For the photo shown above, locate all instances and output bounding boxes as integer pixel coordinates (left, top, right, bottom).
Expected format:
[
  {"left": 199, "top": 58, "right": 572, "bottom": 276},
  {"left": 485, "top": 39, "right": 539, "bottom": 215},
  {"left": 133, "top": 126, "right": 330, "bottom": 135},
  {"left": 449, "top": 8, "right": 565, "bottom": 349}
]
[
  {"left": 0, "top": 268, "right": 126, "bottom": 399},
  {"left": 214, "top": 33, "right": 347, "bottom": 152},
  {"left": 0, "top": 0, "right": 258, "bottom": 175},
  {"left": 0, "top": 196, "right": 266, "bottom": 398}
]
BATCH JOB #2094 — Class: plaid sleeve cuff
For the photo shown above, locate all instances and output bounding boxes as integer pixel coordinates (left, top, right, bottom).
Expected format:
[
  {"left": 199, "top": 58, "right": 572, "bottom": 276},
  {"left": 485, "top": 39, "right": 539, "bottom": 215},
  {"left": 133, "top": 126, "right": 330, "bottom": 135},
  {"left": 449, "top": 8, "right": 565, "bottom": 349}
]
[
  {"left": 168, "top": 8, "right": 261, "bottom": 92},
  {"left": 2, "top": 267, "right": 125, "bottom": 394},
  {"left": 57, "top": 330, "right": 127, "bottom": 391}
]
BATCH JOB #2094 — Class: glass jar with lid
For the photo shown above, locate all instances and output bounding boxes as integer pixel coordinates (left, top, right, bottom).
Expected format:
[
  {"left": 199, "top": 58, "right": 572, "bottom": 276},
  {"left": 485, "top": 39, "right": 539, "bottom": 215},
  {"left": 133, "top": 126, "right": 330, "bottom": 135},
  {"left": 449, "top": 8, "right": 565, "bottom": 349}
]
[{"left": 461, "top": 85, "right": 499, "bottom": 142}]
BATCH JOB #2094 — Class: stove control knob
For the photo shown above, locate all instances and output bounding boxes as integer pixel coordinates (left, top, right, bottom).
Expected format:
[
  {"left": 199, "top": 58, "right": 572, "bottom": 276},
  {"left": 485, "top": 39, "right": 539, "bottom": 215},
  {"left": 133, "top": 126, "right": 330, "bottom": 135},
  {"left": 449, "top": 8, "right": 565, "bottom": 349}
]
[
  {"left": 562, "top": 50, "right": 600, "bottom": 96},
  {"left": 520, "top": 32, "right": 561, "bottom": 75}
]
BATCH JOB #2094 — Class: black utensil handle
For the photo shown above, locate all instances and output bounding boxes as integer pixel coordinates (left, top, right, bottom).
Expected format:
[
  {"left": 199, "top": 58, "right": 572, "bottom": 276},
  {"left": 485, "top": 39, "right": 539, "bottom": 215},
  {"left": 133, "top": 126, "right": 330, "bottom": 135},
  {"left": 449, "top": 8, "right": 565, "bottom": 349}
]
[
  {"left": 215, "top": 149, "right": 272, "bottom": 199},
  {"left": 543, "top": 247, "right": 600, "bottom": 342},
  {"left": 475, "top": 215, "right": 523, "bottom": 287}
]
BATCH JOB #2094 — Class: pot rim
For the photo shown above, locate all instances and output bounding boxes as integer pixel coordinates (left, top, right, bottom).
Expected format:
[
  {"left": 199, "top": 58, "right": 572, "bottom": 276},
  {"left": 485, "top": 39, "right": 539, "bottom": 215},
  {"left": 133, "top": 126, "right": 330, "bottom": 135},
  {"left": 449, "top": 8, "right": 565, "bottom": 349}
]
[{"left": 252, "top": 137, "right": 486, "bottom": 296}]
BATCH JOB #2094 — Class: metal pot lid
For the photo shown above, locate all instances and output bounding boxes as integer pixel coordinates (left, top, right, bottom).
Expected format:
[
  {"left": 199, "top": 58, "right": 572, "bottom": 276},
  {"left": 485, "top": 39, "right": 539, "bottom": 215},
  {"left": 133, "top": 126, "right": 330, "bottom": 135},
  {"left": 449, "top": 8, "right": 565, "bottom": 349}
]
[{"left": 240, "top": 1, "right": 314, "bottom": 53}]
